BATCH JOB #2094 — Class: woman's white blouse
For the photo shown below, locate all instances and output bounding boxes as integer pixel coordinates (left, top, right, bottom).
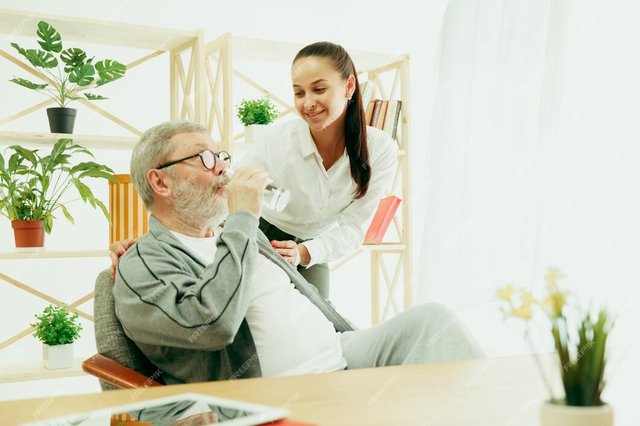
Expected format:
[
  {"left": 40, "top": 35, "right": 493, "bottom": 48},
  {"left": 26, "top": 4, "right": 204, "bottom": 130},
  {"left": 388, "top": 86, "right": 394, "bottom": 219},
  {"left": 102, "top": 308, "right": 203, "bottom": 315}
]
[{"left": 240, "top": 118, "right": 397, "bottom": 266}]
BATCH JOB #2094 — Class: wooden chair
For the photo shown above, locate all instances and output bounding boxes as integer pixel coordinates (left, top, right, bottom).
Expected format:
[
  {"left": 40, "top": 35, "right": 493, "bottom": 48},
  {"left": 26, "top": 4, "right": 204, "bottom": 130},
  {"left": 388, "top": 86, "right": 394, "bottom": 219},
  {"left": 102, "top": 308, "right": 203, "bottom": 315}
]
[{"left": 82, "top": 270, "right": 164, "bottom": 390}]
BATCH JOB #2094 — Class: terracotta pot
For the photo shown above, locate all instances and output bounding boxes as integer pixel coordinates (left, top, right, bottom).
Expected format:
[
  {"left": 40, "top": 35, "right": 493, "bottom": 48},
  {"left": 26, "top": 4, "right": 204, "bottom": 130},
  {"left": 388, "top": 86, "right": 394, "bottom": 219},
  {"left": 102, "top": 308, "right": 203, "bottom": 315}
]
[
  {"left": 540, "top": 401, "right": 613, "bottom": 426},
  {"left": 11, "top": 220, "right": 45, "bottom": 251},
  {"left": 43, "top": 343, "right": 74, "bottom": 369}
]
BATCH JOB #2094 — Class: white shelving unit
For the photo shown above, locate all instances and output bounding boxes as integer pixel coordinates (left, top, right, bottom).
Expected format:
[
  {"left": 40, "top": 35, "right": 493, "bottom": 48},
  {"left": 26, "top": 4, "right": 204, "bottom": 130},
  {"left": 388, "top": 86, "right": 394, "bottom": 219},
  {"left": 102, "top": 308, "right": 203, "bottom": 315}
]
[{"left": 0, "top": 8, "right": 207, "bottom": 358}]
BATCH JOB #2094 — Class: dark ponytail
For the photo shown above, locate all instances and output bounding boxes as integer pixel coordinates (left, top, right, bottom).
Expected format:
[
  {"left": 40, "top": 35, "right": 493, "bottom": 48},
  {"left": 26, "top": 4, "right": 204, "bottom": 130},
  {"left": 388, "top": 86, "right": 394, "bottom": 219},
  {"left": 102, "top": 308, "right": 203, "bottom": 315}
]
[{"left": 294, "top": 41, "right": 370, "bottom": 199}]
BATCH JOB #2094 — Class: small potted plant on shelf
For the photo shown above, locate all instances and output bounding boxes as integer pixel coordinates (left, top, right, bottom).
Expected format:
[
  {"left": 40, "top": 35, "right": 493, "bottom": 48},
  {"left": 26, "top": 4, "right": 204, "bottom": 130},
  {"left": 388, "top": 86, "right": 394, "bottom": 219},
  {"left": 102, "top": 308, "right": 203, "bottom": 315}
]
[
  {"left": 31, "top": 304, "right": 82, "bottom": 369},
  {"left": 8, "top": 20, "right": 127, "bottom": 134},
  {"left": 236, "top": 96, "right": 279, "bottom": 142},
  {"left": 0, "top": 138, "right": 118, "bottom": 250},
  {"left": 497, "top": 268, "right": 615, "bottom": 426}
]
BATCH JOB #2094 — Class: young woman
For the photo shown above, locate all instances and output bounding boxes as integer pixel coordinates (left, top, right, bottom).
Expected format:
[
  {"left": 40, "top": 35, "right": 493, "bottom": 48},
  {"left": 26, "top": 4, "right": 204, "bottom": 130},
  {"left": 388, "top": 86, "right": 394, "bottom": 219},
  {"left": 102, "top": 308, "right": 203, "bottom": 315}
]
[{"left": 242, "top": 41, "right": 397, "bottom": 298}]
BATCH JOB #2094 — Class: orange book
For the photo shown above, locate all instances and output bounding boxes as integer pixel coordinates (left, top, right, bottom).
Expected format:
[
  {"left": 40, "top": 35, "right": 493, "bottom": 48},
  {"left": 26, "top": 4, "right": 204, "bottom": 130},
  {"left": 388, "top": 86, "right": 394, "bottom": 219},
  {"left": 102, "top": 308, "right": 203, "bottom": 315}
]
[
  {"left": 363, "top": 195, "right": 402, "bottom": 244},
  {"left": 365, "top": 100, "right": 375, "bottom": 124}
]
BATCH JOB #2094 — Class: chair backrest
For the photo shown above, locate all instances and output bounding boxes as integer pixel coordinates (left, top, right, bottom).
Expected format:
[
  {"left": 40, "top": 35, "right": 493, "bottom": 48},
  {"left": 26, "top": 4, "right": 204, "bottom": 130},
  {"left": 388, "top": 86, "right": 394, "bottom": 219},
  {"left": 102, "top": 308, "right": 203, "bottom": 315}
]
[{"left": 93, "top": 269, "right": 164, "bottom": 390}]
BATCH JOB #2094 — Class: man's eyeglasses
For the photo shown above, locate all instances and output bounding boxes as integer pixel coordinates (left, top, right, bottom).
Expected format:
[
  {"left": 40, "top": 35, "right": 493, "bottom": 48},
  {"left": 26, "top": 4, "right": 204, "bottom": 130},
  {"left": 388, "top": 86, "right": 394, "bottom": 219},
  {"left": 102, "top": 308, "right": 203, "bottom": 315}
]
[{"left": 156, "top": 150, "right": 231, "bottom": 170}]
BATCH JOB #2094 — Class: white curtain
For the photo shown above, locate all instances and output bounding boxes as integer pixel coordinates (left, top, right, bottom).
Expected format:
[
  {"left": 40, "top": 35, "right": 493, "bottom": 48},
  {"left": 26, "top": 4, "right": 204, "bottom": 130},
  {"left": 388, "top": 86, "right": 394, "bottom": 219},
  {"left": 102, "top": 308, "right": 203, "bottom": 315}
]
[{"left": 415, "top": 0, "right": 640, "bottom": 356}]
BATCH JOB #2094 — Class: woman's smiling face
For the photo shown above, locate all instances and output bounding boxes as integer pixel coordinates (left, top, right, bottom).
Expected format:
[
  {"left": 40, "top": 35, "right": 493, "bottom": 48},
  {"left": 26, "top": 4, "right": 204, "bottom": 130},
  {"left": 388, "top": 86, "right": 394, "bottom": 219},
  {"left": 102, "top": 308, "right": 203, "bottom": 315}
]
[{"left": 291, "top": 56, "right": 353, "bottom": 132}]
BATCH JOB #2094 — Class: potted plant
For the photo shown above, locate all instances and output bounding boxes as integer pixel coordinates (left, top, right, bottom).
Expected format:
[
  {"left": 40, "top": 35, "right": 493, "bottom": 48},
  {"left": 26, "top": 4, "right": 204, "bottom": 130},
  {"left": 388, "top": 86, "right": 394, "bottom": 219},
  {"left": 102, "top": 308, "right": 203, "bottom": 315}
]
[
  {"left": 236, "top": 96, "right": 279, "bottom": 141},
  {"left": 0, "top": 138, "right": 118, "bottom": 250},
  {"left": 31, "top": 304, "right": 82, "bottom": 369},
  {"left": 497, "top": 268, "right": 614, "bottom": 426},
  {"left": 8, "top": 20, "right": 127, "bottom": 133}
]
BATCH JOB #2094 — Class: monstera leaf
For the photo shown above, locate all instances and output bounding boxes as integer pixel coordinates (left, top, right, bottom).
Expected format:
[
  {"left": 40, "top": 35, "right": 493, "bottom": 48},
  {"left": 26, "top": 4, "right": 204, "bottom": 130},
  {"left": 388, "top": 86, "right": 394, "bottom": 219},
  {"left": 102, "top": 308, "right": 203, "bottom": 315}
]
[
  {"left": 9, "top": 78, "right": 48, "bottom": 90},
  {"left": 60, "top": 48, "right": 88, "bottom": 73},
  {"left": 95, "top": 59, "right": 126, "bottom": 86},
  {"left": 83, "top": 93, "right": 108, "bottom": 100},
  {"left": 36, "top": 20, "right": 63, "bottom": 53},
  {"left": 69, "top": 64, "right": 95, "bottom": 86}
]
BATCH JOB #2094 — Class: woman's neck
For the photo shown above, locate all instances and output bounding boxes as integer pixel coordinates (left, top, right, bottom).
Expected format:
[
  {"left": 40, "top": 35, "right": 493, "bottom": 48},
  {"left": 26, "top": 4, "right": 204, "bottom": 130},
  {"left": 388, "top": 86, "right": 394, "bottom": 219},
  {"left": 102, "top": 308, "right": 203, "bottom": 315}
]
[{"left": 311, "top": 120, "right": 346, "bottom": 170}]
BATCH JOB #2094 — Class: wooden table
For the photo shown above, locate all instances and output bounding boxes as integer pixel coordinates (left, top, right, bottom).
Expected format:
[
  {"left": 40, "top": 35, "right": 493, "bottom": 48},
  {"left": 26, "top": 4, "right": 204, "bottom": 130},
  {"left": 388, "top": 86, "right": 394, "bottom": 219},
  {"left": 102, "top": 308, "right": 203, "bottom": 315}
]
[{"left": 1, "top": 354, "right": 637, "bottom": 425}]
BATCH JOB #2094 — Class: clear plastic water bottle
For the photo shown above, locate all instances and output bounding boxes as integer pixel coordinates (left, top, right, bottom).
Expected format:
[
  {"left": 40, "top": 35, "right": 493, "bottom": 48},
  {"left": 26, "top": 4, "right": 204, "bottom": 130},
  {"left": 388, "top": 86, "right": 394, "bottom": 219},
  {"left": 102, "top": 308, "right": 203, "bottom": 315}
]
[{"left": 225, "top": 165, "right": 290, "bottom": 212}]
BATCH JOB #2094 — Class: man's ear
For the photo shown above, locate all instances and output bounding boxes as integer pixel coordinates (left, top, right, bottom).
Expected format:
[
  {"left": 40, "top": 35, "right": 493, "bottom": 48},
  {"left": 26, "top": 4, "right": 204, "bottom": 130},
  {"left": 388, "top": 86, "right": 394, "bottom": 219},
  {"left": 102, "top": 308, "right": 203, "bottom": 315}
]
[{"left": 147, "top": 169, "right": 172, "bottom": 200}]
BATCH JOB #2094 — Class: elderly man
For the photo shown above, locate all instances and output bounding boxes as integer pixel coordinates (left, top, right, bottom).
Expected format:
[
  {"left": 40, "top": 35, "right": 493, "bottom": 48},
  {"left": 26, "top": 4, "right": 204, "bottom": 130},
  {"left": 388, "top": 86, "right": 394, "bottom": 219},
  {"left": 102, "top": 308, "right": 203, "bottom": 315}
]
[{"left": 113, "top": 120, "right": 483, "bottom": 385}]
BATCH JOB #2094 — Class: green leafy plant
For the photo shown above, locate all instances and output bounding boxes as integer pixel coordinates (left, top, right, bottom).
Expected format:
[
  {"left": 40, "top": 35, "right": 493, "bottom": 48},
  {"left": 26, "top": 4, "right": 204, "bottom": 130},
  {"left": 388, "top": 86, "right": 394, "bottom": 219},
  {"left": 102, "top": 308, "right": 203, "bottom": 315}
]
[
  {"left": 0, "top": 138, "right": 118, "bottom": 233},
  {"left": 236, "top": 96, "right": 279, "bottom": 126},
  {"left": 31, "top": 304, "right": 82, "bottom": 346},
  {"left": 9, "top": 20, "right": 126, "bottom": 107},
  {"left": 497, "top": 268, "right": 614, "bottom": 406}
]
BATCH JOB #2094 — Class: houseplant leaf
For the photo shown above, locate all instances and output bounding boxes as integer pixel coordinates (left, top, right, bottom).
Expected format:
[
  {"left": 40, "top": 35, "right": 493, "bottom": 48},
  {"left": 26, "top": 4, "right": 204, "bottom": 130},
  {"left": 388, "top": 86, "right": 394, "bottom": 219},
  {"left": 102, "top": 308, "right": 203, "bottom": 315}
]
[
  {"left": 18, "top": 48, "right": 58, "bottom": 69},
  {"left": 60, "top": 48, "right": 87, "bottom": 73},
  {"left": 59, "top": 204, "right": 74, "bottom": 224},
  {"left": 36, "top": 21, "right": 63, "bottom": 53},
  {"left": 9, "top": 77, "right": 48, "bottom": 90},
  {"left": 94, "top": 59, "right": 126, "bottom": 85},
  {"left": 7, "top": 145, "right": 39, "bottom": 166},
  {"left": 68, "top": 64, "right": 95, "bottom": 86},
  {"left": 84, "top": 92, "right": 108, "bottom": 100}
]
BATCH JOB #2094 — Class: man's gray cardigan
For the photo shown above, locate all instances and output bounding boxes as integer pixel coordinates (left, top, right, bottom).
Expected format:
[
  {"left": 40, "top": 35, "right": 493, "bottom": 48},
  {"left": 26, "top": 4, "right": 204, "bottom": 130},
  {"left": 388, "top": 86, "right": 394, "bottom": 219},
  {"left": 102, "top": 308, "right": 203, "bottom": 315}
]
[{"left": 113, "top": 212, "right": 354, "bottom": 384}]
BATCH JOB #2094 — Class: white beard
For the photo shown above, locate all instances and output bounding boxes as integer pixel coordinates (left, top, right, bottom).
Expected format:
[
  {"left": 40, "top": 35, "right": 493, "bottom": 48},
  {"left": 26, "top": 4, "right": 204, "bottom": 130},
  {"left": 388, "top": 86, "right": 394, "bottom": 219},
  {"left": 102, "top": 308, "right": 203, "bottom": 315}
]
[{"left": 171, "top": 172, "right": 229, "bottom": 231}]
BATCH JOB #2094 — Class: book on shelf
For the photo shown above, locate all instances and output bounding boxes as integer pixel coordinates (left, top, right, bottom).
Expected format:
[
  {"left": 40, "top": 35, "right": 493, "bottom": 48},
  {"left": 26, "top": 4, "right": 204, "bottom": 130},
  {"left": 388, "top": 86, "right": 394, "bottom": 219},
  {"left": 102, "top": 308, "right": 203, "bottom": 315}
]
[
  {"left": 365, "top": 99, "right": 375, "bottom": 124},
  {"left": 364, "top": 195, "right": 402, "bottom": 244},
  {"left": 383, "top": 100, "right": 402, "bottom": 141},
  {"left": 368, "top": 99, "right": 383, "bottom": 127},
  {"left": 360, "top": 80, "right": 375, "bottom": 111},
  {"left": 374, "top": 100, "right": 389, "bottom": 129}
]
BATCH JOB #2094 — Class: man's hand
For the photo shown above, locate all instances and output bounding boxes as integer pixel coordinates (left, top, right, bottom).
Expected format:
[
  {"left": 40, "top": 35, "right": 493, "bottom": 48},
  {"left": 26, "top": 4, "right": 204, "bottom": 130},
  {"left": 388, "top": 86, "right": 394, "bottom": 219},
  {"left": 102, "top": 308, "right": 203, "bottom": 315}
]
[
  {"left": 226, "top": 166, "right": 271, "bottom": 218},
  {"left": 109, "top": 238, "right": 137, "bottom": 278}
]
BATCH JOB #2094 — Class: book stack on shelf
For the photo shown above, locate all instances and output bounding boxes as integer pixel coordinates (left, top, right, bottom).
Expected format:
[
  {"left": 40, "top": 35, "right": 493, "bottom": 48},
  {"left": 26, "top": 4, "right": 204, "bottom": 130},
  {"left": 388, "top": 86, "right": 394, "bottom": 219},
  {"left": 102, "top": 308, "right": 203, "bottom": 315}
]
[
  {"left": 365, "top": 99, "right": 402, "bottom": 141},
  {"left": 360, "top": 81, "right": 402, "bottom": 142}
]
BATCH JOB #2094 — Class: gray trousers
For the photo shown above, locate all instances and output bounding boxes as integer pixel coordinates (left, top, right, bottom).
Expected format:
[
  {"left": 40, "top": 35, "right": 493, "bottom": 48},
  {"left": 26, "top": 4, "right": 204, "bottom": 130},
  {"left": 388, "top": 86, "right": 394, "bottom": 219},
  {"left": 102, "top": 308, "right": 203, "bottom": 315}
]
[{"left": 340, "top": 303, "right": 484, "bottom": 368}]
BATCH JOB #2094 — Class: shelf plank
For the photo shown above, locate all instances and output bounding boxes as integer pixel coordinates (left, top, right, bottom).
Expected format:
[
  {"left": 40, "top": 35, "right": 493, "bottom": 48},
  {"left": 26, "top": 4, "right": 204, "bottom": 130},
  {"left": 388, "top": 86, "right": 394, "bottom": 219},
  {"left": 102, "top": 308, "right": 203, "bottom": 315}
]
[
  {"left": 0, "top": 131, "right": 137, "bottom": 150},
  {"left": 0, "top": 250, "right": 109, "bottom": 260},
  {"left": 362, "top": 243, "right": 406, "bottom": 251},
  {"left": 0, "top": 8, "right": 196, "bottom": 51},
  {"left": 0, "top": 358, "right": 85, "bottom": 383},
  {"left": 207, "top": 35, "right": 404, "bottom": 71}
]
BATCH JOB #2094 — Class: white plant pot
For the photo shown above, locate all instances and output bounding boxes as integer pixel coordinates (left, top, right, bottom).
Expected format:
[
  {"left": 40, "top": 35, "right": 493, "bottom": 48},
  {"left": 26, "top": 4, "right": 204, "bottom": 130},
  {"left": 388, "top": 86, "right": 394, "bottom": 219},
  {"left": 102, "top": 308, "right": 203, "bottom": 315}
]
[
  {"left": 243, "top": 124, "right": 264, "bottom": 143},
  {"left": 42, "top": 343, "right": 74, "bottom": 369},
  {"left": 540, "top": 401, "right": 613, "bottom": 426}
]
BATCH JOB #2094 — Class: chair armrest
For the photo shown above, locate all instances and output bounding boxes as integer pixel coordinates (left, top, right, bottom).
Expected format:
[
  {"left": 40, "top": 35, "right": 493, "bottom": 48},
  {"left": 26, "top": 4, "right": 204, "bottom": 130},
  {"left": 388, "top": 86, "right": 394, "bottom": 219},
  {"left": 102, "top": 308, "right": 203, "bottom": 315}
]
[{"left": 82, "top": 353, "right": 163, "bottom": 389}]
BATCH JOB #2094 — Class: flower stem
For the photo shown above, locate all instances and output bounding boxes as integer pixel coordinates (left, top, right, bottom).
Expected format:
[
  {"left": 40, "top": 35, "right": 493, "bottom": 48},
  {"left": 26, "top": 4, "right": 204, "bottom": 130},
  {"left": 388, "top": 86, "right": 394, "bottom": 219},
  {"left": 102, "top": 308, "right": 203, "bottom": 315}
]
[{"left": 525, "top": 326, "right": 556, "bottom": 401}]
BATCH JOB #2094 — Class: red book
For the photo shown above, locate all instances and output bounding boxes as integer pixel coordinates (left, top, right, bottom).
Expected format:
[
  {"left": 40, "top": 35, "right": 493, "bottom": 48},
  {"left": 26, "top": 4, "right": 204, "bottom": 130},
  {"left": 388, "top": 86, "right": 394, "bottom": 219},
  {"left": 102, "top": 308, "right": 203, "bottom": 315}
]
[{"left": 363, "top": 195, "right": 402, "bottom": 244}]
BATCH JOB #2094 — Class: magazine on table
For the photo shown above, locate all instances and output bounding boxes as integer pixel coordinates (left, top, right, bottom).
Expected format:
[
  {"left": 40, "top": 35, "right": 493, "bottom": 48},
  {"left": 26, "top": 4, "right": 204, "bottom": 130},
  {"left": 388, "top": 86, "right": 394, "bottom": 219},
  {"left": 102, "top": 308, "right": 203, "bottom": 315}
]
[{"left": 22, "top": 392, "right": 288, "bottom": 426}]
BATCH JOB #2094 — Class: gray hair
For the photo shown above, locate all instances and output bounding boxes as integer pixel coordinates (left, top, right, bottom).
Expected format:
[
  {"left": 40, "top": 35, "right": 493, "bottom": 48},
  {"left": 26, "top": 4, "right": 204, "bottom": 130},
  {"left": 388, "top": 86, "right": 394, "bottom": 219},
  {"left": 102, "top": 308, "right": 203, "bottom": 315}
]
[{"left": 130, "top": 120, "right": 208, "bottom": 209}]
